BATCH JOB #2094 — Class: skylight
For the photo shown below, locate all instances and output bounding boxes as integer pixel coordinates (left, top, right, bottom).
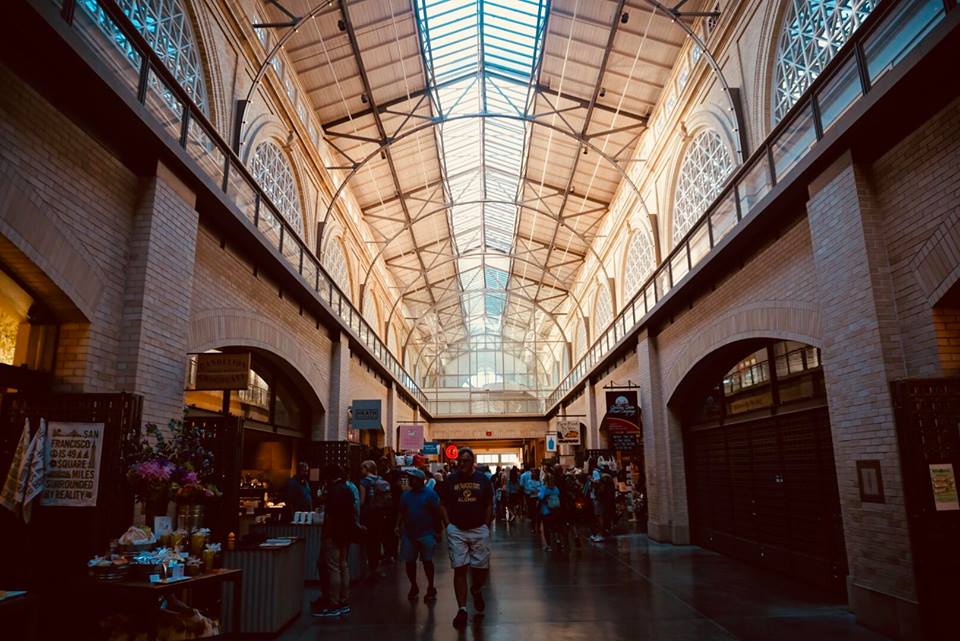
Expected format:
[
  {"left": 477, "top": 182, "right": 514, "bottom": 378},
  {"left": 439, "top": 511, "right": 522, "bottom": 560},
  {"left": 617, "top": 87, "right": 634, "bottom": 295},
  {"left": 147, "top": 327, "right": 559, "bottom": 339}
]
[{"left": 415, "top": 0, "right": 549, "bottom": 339}]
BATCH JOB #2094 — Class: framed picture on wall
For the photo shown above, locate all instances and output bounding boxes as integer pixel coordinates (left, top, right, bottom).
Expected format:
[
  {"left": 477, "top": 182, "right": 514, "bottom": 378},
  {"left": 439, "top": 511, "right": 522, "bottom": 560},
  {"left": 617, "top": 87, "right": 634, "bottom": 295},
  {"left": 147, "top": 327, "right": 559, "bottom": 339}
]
[{"left": 857, "top": 460, "right": 885, "bottom": 503}]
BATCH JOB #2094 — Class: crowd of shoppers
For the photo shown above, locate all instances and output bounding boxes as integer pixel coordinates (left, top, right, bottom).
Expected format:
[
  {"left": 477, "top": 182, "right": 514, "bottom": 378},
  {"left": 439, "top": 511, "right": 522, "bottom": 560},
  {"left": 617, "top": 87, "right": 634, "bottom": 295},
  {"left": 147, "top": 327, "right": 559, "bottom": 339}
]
[{"left": 311, "top": 446, "right": 634, "bottom": 627}]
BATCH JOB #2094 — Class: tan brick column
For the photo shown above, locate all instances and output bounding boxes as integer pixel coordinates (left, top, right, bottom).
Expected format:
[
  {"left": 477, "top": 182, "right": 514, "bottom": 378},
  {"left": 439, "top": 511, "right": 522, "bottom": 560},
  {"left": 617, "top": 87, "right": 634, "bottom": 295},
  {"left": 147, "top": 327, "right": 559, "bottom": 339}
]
[
  {"left": 117, "top": 163, "right": 198, "bottom": 425},
  {"left": 807, "top": 151, "right": 918, "bottom": 637},
  {"left": 637, "top": 329, "right": 689, "bottom": 544},
  {"left": 385, "top": 381, "right": 397, "bottom": 450},
  {"left": 328, "top": 331, "right": 351, "bottom": 440},
  {"left": 584, "top": 382, "right": 600, "bottom": 448}
]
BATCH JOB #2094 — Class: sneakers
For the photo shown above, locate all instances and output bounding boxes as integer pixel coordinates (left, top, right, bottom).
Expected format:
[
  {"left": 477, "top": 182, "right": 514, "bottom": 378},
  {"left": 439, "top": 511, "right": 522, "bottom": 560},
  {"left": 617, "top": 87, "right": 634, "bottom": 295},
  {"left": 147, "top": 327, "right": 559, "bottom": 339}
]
[
  {"left": 589, "top": 534, "right": 605, "bottom": 543},
  {"left": 407, "top": 585, "right": 420, "bottom": 601},
  {"left": 471, "top": 588, "right": 486, "bottom": 613},
  {"left": 452, "top": 608, "right": 468, "bottom": 628},
  {"left": 424, "top": 587, "right": 438, "bottom": 602}
]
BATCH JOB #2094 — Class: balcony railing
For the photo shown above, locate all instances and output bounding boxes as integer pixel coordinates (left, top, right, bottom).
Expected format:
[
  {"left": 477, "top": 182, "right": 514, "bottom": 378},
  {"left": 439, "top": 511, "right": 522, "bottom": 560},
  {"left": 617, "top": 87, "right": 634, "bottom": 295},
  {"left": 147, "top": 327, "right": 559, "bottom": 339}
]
[
  {"left": 50, "top": 0, "right": 427, "bottom": 407},
  {"left": 547, "top": 0, "right": 953, "bottom": 411}
]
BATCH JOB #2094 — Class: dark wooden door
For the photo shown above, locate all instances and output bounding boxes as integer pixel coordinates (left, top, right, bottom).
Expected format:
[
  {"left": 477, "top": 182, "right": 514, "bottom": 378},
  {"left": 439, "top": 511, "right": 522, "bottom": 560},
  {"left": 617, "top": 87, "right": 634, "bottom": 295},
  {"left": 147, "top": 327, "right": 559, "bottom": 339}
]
[{"left": 686, "top": 406, "right": 845, "bottom": 595}]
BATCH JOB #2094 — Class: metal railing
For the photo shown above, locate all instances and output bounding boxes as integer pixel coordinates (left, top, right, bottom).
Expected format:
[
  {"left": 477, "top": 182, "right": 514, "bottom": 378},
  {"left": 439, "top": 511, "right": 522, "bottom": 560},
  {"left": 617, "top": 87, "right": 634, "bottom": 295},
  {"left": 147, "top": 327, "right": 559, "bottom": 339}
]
[
  {"left": 547, "top": 0, "right": 953, "bottom": 410},
  {"left": 52, "top": 0, "right": 427, "bottom": 407}
]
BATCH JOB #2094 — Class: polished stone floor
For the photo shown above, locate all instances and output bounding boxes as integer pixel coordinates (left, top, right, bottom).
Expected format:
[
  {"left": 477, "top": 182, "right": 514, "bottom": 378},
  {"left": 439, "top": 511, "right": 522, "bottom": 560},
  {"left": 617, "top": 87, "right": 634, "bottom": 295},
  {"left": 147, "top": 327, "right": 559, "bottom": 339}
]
[{"left": 278, "top": 522, "right": 891, "bottom": 641}]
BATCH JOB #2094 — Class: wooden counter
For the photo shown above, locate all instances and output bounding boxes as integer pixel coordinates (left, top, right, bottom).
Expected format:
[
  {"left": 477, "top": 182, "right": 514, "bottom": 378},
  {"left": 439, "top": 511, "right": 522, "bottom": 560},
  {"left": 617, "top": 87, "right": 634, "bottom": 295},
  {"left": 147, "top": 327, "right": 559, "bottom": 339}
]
[
  {"left": 253, "top": 522, "right": 368, "bottom": 583},
  {"left": 223, "top": 538, "right": 303, "bottom": 635}
]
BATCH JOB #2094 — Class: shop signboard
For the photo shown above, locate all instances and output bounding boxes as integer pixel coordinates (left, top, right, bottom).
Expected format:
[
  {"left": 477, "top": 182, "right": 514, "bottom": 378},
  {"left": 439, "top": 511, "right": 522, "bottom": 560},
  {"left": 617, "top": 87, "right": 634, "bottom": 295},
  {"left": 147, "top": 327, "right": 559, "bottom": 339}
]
[
  {"left": 929, "top": 463, "right": 959, "bottom": 511},
  {"left": 422, "top": 442, "right": 440, "bottom": 456},
  {"left": 398, "top": 424, "right": 425, "bottom": 452},
  {"left": 556, "top": 420, "right": 581, "bottom": 445},
  {"left": 193, "top": 352, "right": 250, "bottom": 390},
  {"left": 445, "top": 444, "right": 459, "bottom": 461},
  {"left": 604, "top": 390, "right": 642, "bottom": 451},
  {"left": 351, "top": 399, "right": 382, "bottom": 430},
  {"left": 545, "top": 433, "right": 558, "bottom": 453},
  {"left": 42, "top": 422, "right": 104, "bottom": 507}
]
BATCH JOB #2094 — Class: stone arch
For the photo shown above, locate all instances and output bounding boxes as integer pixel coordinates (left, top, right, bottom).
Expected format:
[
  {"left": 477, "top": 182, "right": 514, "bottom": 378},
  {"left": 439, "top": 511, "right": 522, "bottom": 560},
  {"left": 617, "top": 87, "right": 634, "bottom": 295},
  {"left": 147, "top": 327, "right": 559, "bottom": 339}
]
[
  {"left": 0, "top": 172, "right": 105, "bottom": 322},
  {"left": 752, "top": 0, "right": 793, "bottom": 143},
  {"left": 188, "top": 308, "right": 328, "bottom": 423},
  {"left": 664, "top": 301, "right": 822, "bottom": 402}
]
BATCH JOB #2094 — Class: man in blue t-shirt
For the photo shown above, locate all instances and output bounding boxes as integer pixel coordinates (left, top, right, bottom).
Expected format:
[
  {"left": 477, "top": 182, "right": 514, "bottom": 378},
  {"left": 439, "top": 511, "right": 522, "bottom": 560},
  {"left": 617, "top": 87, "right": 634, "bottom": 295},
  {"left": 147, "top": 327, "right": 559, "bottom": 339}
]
[
  {"left": 397, "top": 468, "right": 441, "bottom": 602},
  {"left": 439, "top": 447, "right": 493, "bottom": 629}
]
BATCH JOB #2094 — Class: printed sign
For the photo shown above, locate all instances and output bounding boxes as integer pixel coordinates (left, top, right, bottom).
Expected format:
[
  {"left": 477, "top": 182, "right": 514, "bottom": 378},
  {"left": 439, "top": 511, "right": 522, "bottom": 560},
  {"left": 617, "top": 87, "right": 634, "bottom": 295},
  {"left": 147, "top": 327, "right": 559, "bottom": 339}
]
[
  {"left": 604, "top": 390, "right": 641, "bottom": 432},
  {"left": 351, "top": 399, "right": 382, "bottom": 430},
  {"left": 42, "top": 422, "right": 104, "bottom": 507},
  {"left": 610, "top": 432, "right": 641, "bottom": 451},
  {"left": 929, "top": 463, "right": 959, "bottom": 511},
  {"left": 556, "top": 420, "right": 582, "bottom": 445},
  {"left": 398, "top": 424, "right": 425, "bottom": 452},
  {"left": 422, "top": 442, "right": 440, "bottom": 456},
  {"left": 445, "top": 445, "right": 459, "bottom": 460},
  {"left": 193, "top": 353, "right": 250, "bottom": 390},
  {"left": 546, "top": 433, "right": 558, "bottom": 453}
]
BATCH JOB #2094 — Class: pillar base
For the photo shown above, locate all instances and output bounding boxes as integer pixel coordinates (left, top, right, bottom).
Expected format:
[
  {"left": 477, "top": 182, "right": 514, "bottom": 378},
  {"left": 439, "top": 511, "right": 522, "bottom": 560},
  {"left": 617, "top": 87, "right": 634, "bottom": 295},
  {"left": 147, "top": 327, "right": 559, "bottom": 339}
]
[
  {"left": 848, "top": 579, "right": 920, "bottom": 640},
  {"left": 647, "top": 521, "right": 690, "bottom": 545}
]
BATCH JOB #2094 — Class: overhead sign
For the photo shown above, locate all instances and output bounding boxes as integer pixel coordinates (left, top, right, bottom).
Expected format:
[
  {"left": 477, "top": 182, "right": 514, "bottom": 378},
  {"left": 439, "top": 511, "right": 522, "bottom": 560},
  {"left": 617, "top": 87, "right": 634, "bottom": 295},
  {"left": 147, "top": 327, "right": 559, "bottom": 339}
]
[
  {"left": 193, "top": 353, "right": 250, "bottom": 390},
  {"left": 351, "top": 399, "right": 382, "bottom": 430},
  {"left": 556, "top": 420, "right": 582, "bottom": 445},
  {"left": 605, "top": 390, "right": 641, "bottom": 451},
  {"left": 444, "top": 444, "right": 459, "bottom": 460},
  {"left": 545, "top": 433, "right": 558, "bottom": 453},
  {"left": 422, "top": 442, "right": 439, "bottom": 456},
  {"left": 42, "top": 422, "right": 104, "bottom": 507},
  {"left": 398, "top": 424, "right": 424, "bottom": 452}
]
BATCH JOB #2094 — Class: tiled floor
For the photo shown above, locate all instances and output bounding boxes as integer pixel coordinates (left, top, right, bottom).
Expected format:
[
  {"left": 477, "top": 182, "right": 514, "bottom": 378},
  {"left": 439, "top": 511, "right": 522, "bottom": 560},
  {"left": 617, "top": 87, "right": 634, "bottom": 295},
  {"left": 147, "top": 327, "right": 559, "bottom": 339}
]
[{"left": 276, "top": 522, "right": 891, "bottom": 641}]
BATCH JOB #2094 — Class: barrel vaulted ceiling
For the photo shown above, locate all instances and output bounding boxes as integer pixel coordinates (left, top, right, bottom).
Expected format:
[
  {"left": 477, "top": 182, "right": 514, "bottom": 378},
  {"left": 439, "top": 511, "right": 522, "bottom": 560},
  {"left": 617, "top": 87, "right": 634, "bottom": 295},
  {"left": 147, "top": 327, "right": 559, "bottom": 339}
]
[{"left": 269, "top": 0, "right": 697, "bottom": 381}]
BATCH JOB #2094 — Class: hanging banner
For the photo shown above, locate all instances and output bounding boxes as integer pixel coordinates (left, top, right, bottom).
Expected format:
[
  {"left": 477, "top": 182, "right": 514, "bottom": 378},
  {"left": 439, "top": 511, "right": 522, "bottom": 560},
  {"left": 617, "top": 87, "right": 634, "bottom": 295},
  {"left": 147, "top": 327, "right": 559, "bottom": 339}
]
[
  {"left": 42, "top": 422, "right": 104, "bottom": 507},
  {"left": 545, "top": 433, "right": 558, "bottom": 453},
  {"left": 929, "top": 463, "right": 959, "bottom": 511},
  {"left": 351, "top": 399, "right": 382, "bottom": 430},
  {"left": 398, "top": 424, "right": 425, "bottom": 452},
  {"left": 604, "top": 390, "right": 641, "bottom": 450},
  {"left": 556, "top": 420, "right": 582, "bottom": 445},
  {"left": 193, "top": 352, "right": 250, "bottom": 390}
]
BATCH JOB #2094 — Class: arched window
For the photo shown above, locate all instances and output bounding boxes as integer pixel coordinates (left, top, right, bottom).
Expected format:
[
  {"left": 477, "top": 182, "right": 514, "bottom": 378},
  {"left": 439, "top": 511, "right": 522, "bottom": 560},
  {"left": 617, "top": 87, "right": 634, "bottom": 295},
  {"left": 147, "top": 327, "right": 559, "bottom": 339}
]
[
  {"left": 251, "top": 142, "right": 303, "bottom": 236},
  {"left": 363, "top": 287, "right": 381, "bottom": 337},
  {"left": 594, "top": 285, "right": 613, "bottom": 338},
  {"left": 323, "top": 239, "right": 351, "bottom": 298},
  {"left": 81, "top": 0, "right": 208, "bottom": 112},
  {"left": 772, "top": 0, "right": 877, "bottom": 124},
  {"left": 575, "top": 320, "right": 588, "bottom": 360},
  {"left": 623, "top": 230, "right": 655, "bottom": 304},
  {"left": 673, "top": 129, "right": 734, "bottom": 244}
]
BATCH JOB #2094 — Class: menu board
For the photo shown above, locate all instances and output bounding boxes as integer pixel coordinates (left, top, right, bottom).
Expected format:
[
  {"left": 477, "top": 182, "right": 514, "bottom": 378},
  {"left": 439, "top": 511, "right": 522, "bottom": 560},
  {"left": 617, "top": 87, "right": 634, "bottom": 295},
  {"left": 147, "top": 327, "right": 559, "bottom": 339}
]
[
  {"left": 41, "top": 422, "right": 104, "bottom": 507},
  {"left": 610, "top": 432, "right": 641, "bottom": 451}
]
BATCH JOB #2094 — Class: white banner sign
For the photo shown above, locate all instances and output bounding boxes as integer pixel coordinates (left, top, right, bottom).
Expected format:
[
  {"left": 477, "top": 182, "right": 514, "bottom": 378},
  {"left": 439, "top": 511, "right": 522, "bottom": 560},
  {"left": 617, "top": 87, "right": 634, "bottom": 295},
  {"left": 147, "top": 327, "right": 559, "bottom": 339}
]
[
  {"left": 556, "top": 420, "right": 581, "bottom": 445},
  {"left": 42, "top": 422, "right": 104, "bottom": 507}
]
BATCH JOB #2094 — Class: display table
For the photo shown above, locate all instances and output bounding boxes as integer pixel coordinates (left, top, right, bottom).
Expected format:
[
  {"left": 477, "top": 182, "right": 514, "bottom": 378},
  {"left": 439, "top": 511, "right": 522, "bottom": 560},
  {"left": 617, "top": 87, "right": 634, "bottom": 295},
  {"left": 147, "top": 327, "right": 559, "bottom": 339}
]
[
  {"left": 90, "top": 569, "right": 242, "bottom": 641},
  {"left": 252, "top": 523, "right": 322, "bottom": 581},
  {"left": 0, "top": 591, "right": 38, "bottom": 641},
  {"left": 223, "top": 538, "right": 304, "bottom": 635}
]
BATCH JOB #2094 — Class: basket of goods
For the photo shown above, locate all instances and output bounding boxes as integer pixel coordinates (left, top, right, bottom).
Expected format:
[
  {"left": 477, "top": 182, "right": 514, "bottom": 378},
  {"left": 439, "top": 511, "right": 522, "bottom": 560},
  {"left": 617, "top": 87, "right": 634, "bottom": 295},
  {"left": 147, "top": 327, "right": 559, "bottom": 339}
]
[
  {"left": 118, "top": 525, "right": 156, "bottom": 552},
  {"left": 88, "top": 556, "right": 130, "bottom": 582}
]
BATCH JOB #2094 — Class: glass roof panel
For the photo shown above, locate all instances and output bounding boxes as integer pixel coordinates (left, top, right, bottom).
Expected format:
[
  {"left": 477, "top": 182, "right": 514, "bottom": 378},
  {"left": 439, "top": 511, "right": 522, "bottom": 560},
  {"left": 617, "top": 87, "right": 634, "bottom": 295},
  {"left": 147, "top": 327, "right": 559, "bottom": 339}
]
[{"left": 416, "top": 0, "right": 548, "bottom": 343}]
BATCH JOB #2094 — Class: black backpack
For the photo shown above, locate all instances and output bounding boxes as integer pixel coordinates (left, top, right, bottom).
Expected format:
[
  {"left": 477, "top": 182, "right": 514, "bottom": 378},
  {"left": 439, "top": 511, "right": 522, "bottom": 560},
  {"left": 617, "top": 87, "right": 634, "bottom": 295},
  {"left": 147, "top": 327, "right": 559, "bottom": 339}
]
[{"left": 365, "top": 476, "right": 392, "bottom": 513}]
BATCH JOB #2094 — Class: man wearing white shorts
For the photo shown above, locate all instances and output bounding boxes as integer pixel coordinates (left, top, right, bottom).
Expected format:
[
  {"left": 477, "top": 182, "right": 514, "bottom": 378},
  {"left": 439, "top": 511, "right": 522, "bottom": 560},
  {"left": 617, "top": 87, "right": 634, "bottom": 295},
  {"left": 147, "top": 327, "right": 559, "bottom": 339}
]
[{"left": 439, "top": 447, "right": 493, "bottom": 629}]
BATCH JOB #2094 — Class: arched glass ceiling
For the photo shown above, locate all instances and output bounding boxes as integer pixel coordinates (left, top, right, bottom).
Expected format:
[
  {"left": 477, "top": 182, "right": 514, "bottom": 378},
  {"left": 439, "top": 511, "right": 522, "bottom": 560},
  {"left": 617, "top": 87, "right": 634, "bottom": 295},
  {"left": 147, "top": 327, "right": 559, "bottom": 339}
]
[{"left": 415, "top": 0, "right": 549, "bottom": 344}]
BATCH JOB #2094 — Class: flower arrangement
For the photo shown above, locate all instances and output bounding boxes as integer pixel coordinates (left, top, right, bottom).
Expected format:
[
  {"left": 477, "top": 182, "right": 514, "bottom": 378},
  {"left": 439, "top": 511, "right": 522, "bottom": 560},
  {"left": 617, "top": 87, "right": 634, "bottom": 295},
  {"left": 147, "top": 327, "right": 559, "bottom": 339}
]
[{"left": 126, "top": 419, "right": 219, "bottom": 504}]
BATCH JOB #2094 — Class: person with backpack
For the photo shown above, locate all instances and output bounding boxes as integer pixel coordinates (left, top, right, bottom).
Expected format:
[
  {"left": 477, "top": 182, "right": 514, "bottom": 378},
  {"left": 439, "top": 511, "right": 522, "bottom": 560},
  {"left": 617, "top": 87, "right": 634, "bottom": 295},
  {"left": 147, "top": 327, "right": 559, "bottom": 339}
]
[
  {"left": 537, "top": 472, "right": 562, "bottom": 552},
  {"left": 359, "top": 459, "right": 392, "bottom": 580},
  {"left": 312, "top": 465, "right": 360, "bottom": 619},
  {"left": 524, "top": 468, "right": 543, "bottom": 535}
]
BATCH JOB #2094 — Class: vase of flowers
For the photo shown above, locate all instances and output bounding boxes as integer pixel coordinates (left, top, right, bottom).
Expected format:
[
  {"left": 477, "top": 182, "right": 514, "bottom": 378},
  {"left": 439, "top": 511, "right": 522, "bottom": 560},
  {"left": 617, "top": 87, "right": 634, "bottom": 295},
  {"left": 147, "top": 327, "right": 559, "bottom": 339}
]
[{"left": 126, "top": 419, "right": 221, "bottom": 529}]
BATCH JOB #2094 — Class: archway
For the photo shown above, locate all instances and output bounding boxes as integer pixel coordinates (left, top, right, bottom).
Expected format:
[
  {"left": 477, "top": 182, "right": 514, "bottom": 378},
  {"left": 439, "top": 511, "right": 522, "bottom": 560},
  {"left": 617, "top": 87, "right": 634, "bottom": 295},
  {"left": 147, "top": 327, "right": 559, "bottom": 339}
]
[{"left": 671, "top": 338, "right": 846, "bottom": 597}]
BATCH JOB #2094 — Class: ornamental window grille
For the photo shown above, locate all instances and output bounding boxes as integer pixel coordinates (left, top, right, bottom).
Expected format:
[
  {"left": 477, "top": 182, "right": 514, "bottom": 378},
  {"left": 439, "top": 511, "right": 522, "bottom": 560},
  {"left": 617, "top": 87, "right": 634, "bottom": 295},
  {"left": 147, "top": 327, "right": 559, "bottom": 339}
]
[
  {"left": 673, "top": 129, "right": 734, "bottom": 244},
  {"left": 624, "top": 230, "right": 655, "bottom": 304},
  {"left": 81, "top": 0, "right": 208, "bottom": 112},
  {"left": 251, "top": 142, "right": 303, "bottom": 236},
  {"left": 363, "top": 288, "right": 381, "bottom": 337},
  {"left": 594, "top": 285, "right": 613, "bottom": 338},
  {"left": 575, "top": 321, "right": 588, "bottom": 360},
  {"left": 323, "top": 240, "right": 351, "bottom": 298},
  {"left": 772, "top": 0, "right": 877, "bottom": 124}
]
